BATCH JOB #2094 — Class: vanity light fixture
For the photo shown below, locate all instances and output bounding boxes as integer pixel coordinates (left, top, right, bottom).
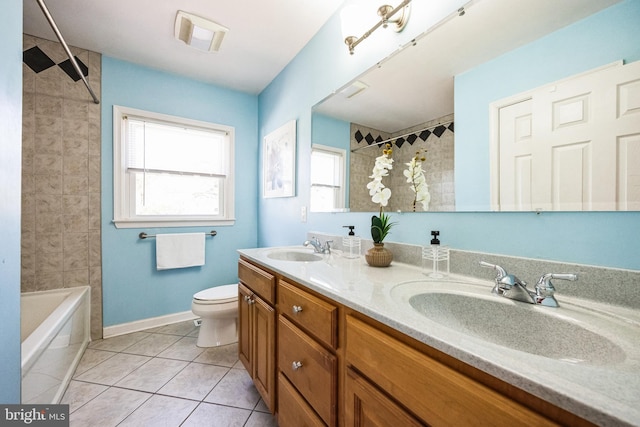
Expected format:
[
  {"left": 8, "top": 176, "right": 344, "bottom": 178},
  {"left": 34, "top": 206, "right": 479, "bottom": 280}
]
[
  {"left": 174, "top": 10, "right": 228, "bottom": 52},
  {"left": 341, "top": 0, "right": 412, "bottom": 55}
]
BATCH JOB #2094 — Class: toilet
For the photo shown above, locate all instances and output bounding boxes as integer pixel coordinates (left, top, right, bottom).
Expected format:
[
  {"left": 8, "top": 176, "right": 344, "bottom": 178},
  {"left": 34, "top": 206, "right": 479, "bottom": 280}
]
[{"left": 191, "top": 284, "right": 238, "bottom": 347}]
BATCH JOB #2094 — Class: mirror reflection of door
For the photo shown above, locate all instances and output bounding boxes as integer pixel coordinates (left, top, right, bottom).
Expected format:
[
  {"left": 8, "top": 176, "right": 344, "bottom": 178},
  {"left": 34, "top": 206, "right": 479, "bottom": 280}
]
[{"left": 493, "top": 60, "right": 640, "bottom": 211}]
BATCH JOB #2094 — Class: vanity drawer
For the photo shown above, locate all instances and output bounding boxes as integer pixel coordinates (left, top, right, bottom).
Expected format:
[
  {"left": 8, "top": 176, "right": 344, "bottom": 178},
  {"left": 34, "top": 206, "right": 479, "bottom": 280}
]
[
  {"left": 279, "top": 315, "right": 337, "bottom": 427},
  {"left": 277, "top": 373, "right": 326, "bottom": 427},
  {"left": 278, "top": 279, "right": 338, "bottom": 349},
  {"left": 238, "top": 258, "right": 276, "bottom": 304},
  {"left": 345, "top": 315, "right": 558, "bottom": 427}
]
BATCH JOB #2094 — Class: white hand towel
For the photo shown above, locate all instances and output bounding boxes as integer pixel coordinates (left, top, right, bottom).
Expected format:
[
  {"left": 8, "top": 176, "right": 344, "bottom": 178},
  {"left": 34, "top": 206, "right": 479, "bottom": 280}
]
[{"left": 156, "top": 233, "right": 205, "bottom": 270}]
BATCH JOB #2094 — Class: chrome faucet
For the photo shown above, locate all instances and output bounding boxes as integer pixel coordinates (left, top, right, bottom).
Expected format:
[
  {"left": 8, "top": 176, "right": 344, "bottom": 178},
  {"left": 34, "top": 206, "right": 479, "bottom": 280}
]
[
  {"left": 480, "top": 261, "right": 534, "bottom": 304},
  {"left": 534, "top": 273, "right": 578, "bottom": 307},
  {"left": 479, "top": 261, "right": 577, "bottom": 307},
  {"left": 303, "top": 237, "right": 332, "bottom": 254}
]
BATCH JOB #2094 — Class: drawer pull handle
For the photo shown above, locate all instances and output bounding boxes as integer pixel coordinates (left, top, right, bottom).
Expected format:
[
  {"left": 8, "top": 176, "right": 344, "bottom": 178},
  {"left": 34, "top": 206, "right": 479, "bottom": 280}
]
[
  {"left": 292, "top": 305, "right": 303, "bottom": 314},
  {"left": 292, "top": 361, "right": 303, "bottom": 371}
]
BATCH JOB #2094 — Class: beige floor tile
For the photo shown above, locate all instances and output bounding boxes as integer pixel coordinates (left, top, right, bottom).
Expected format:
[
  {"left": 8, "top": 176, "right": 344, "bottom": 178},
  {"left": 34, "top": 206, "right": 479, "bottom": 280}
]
[
  {"left": 182, "top": 402, "right": 251, "bottom": 427},
  {"left": 245, "top": 410, "right": 279, "bottom": 427},
  {"left": 74, "top": 352, "right": 150, "bottom": 385},
  {"left": 115, "top": 357, "right": 188, "bottom": 393},
  {"left": 254, "top": 398, "right": 270, "bottom": 413},
  {"left": 157, "top": 362, "right": 228, "bottom": 401},
  {"left": 69, "top": 387, "right": 150, "bottom": 426},
  {"left": 147, "top": 320, "right": 198, "bottom": 336},
  {"left": 193, "top": 342, "right": 239, "bottom": 367},
  {"left": 204, "top": 368, "right": 260, "bottom": 409},
  {"left": 72, "top": 348, "right": 116, "bottom": 377},
  {"left": 122, "top": 333, "right": 182, "bottom": 357},
  {"left": 88, "top": 331, "right": 150, "bottom": 352},
  {"left": 61, "top": 380, "right": 108, "bottom": 413},
  {"left": 119, "top": 394, "right": 198, "bottom": 427},
  {"left": 157, "top": 336, "right": 204, "bottom": 361}
]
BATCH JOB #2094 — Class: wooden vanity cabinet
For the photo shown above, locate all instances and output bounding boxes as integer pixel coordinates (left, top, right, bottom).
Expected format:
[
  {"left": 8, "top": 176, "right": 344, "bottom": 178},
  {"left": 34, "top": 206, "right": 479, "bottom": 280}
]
[
  {"left": 344, "top": 314, "right": 582, "bottom": 427},
  {"left": 238, "top": 257, "right": 595, "bottom": 427},
  {"left": 277, "top": 279, "right": 339, "bottom": 427},
  {"left": 238, "top": 259, "right": 276, "bottom": 413}
]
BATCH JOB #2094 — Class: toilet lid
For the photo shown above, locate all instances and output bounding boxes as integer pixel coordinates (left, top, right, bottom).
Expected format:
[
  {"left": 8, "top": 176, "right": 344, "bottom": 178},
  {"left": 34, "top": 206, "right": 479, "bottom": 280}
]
[{"left": 194, "top": 284, "right": 238, "bottom": 303}]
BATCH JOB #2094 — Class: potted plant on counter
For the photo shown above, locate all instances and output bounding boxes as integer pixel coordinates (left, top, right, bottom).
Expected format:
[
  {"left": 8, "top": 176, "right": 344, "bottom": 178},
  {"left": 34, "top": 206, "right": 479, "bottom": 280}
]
[{"left": 365, "top": 143, "right": 395, "bottom": 267}]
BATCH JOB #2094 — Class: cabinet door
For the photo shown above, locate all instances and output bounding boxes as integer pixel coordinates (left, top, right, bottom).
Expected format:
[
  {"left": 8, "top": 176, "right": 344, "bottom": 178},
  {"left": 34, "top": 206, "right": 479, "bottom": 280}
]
[
  {"left": 238, "top": 283, "right": 252, "bottom": 373},
  {"left": 345, "top": 368, "right": 425, "bottom": 427},
  {"left": 278, "top": 373, "right": 325, "bottom": 427},
  {"left": 253, "top": 295, "right": 276, "bottom": 413}
]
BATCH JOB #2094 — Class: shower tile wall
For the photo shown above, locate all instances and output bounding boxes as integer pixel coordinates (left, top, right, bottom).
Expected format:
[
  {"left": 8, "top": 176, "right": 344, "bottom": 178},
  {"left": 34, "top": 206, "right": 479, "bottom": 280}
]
[
  {"left": 22, "top": 34, "right": 103, "bottom": 339},
  {"left": 350, "top": 113, "right": 455, "bottom": 212}
]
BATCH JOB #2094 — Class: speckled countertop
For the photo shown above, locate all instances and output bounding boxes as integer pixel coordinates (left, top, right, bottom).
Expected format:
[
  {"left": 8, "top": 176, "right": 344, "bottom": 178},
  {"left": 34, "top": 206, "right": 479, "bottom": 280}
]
[{"left": 238, "top": 246, "right": 640, "bottom": 427}]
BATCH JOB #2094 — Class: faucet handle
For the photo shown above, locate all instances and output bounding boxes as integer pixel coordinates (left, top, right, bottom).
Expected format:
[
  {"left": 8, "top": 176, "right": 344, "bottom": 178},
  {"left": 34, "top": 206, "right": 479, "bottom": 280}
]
[
  {"left": 535, "top": 273, "right": 577, "bottom": 307},
  {"left": 479, "top": 262, "right": 509, "bottom": 294},
  {"left": 536, "top": 273, "right": 577, "bottom": 291},
  {"left": 479, "top": 261, "right": 508, "bottom": 279}
]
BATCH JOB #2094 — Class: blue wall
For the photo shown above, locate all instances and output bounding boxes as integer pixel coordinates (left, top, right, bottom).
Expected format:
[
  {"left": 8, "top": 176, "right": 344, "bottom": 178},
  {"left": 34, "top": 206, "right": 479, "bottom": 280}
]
[
  {"left": 101, "top": 57, "right": 259, "bottom": 326},
  {"left": 258, "top": 0, "right": 640, "bottom": 270},
  {"left": 0, "top": 0, "right": 22, "bottom": 403}
]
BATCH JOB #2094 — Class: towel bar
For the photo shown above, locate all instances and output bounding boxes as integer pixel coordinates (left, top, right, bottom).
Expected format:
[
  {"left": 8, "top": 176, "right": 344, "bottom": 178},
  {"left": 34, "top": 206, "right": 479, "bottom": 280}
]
[{"left": 139, "top": 230, "right": 217, "bottom": 239}]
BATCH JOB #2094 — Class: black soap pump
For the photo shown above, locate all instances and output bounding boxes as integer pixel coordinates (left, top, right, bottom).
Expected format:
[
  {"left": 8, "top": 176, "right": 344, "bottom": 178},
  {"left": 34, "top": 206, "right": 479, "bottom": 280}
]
[{"left": 342, "top": 225, "right": 361, "bottom": 259}]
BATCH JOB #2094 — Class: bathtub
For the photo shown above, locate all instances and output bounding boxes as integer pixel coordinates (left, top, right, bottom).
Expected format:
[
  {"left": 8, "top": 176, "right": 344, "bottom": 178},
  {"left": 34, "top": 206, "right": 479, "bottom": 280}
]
[{"left": 21, "top": 286, "right": 91, "bottom": 404}]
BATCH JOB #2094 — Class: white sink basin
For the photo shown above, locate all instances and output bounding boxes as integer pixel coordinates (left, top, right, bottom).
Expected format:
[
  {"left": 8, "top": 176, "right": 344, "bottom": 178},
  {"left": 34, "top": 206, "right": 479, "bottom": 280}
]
[
  {"left": 391, "top": 279, "right": 636, "bottom": 366},
  {"left": 266, "top": 249, "right": 322, "bottom": 262}
]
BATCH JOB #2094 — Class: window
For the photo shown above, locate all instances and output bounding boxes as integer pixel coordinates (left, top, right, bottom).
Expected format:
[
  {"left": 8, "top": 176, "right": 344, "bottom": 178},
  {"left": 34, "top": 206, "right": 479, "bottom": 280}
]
[
  {"left": 113, "top": 106, "right": 234, "bottom": 228},
  {"left": 310, "top": 144, "right": 346, "bottom": 212}
]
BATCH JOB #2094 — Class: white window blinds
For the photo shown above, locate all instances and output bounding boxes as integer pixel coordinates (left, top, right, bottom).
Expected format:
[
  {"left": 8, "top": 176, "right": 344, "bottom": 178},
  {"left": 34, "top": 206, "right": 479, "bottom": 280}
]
[{"left": 125, "top": 117, "right": 227, "bottom": 176}]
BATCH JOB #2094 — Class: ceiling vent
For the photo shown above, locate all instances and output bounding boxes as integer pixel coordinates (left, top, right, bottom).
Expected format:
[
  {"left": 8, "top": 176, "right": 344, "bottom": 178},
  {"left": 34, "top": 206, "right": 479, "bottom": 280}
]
[{"left": 174, "top": 10, "right": 228, "bottom": 52}]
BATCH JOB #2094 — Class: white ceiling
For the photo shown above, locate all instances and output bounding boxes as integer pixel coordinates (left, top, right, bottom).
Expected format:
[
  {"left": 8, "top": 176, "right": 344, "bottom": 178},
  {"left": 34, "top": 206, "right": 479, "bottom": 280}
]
[{"left": 23, "top": 0, "right": 345, "bottom": 95}]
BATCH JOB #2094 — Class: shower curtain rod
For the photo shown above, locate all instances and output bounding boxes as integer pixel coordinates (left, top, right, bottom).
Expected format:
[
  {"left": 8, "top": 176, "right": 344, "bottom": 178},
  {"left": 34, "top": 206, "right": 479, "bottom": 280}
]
[
  {"left": 36, "top": 0, "right": 100, "bottom": 104},
  {"left": 351, "top": 120, "right": 453, "bottom": 153}
]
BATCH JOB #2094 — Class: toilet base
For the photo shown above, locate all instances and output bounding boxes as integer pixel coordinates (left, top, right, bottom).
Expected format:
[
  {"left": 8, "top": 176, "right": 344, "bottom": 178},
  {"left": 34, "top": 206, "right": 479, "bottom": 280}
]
[{"left": 196, "top": 317, "right": 238, "bottom": 347}]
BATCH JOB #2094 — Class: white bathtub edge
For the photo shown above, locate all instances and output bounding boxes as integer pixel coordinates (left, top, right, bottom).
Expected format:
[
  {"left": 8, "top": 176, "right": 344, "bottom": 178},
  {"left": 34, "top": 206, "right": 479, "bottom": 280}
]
[
  {"left": 103, "top": 310, "right": 197, "bottom": 339},
  {"left": 21, "top": 286, "right": 90, "bottom": 374}
]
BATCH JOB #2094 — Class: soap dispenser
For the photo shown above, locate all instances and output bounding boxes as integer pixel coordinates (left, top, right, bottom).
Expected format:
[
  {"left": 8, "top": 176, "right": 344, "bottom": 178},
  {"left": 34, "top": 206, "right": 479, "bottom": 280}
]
[
  {"left": 422, "top": 230, "right": 450, "bottom": 278},
  {"left": 342, "top": 225, "right": 361, "bottom": 259}
]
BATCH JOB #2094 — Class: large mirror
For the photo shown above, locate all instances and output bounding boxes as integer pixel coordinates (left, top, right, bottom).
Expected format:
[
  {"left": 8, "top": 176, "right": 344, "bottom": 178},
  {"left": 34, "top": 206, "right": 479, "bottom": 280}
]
[{"left": 311, "top": 0, "right": 636, "bottom": 212}]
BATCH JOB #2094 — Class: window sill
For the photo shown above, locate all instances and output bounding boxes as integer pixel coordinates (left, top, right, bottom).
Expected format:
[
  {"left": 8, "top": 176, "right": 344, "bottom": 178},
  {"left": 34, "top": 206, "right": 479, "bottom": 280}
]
[{"left": 112, "top": 218, "right": 235, "bottom": 229}]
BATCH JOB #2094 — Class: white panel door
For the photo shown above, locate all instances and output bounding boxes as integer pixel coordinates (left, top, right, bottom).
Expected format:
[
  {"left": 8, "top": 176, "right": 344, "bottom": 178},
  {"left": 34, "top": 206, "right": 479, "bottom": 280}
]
[
  {"left": 495, "top": 60, "right": 640, "bottom": 211},
  {"left": 497, "top": 99, "right": 533, "bottom": 211}
]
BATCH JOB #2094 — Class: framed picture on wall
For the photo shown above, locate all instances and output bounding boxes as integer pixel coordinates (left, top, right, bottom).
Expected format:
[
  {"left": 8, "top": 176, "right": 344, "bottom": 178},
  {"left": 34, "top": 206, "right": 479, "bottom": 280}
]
[{"left": 263, "top": 120, "right": 296, "bottom": 198}]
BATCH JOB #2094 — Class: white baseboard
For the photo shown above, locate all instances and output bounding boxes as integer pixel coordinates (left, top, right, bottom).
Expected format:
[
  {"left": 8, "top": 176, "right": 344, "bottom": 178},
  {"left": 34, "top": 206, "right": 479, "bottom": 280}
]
[{"left": 103, "top": 310, "right": 198, "bottom": 339}]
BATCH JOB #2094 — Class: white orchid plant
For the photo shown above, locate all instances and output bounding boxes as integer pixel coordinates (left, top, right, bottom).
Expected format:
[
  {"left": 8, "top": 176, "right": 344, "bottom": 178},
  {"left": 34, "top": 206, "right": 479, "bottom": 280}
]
[
  {"left": 404, "top": 150, "right": 431, "bottom": 212},
  {"left": 366, "top": 144, "right": 395, "bottom": 243}
]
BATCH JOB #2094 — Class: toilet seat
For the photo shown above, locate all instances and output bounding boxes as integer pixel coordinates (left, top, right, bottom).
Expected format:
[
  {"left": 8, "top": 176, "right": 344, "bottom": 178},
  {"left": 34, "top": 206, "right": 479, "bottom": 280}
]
[{"left": 193, "top": 284, "right": 238, "bottom": 305}]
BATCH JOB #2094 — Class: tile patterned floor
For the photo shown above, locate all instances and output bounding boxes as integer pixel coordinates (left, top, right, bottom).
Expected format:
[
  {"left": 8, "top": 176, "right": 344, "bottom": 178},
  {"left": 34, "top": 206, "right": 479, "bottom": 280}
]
[{"left": 62, "top": 320, "right": 278, "bottom": 426}]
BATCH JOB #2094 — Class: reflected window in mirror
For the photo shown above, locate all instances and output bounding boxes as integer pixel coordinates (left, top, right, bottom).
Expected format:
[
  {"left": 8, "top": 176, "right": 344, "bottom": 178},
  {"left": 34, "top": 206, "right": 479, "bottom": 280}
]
[{"left": 310, "top": 144, "right": 347, "bottom": 212}]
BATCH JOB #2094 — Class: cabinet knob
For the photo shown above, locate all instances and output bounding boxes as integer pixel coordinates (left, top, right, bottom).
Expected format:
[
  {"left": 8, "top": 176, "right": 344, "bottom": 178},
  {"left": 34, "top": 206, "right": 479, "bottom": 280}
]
[
  {"left": 292, "top": 361, "right": 303, "bottom": 371},
  {"left": 243, "top": 295, "right": 251, "bottom": 303},
  {"left": 292, "top": 305, "right": 303, "bottom": 314}
]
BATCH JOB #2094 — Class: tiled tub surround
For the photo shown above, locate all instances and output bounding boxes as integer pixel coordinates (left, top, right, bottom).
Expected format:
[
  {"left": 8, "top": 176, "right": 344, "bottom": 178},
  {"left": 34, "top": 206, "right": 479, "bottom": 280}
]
[
  {"left": 349, "top": 114, "right": 455, "bottom": 212},
  {"left": 239, "top": 239, "right": 640, "bottom": 426},
  {"left": 21, "top": 34, "right": 103, "bottom": 339}
]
